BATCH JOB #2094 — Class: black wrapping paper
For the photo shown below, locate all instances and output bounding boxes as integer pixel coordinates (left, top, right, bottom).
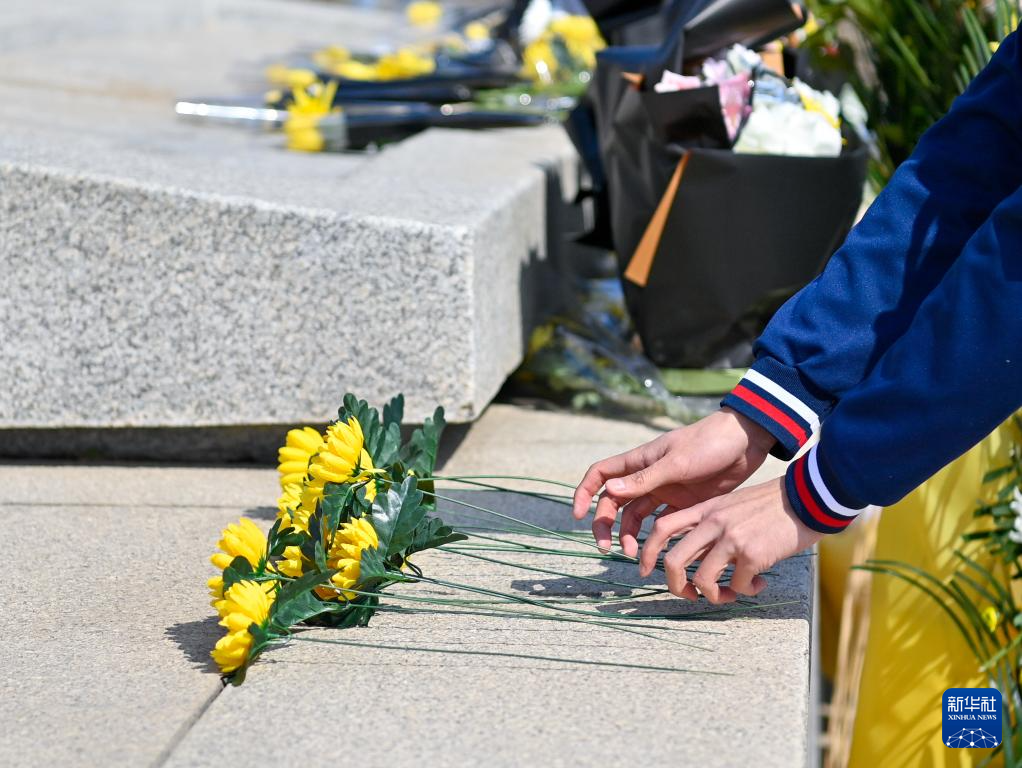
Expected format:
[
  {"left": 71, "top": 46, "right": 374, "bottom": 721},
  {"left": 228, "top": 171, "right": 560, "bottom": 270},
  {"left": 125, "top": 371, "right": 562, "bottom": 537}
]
[{"left": 621, "top": 141, "right": 869, "bottom": 368}]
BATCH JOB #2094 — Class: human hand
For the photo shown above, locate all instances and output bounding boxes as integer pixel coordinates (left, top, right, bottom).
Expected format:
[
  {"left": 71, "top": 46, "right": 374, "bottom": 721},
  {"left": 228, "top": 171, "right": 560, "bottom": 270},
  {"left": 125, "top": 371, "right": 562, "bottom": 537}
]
[
  {"left": 571, "top": 407, "right": 776, "bottom": 555},
  {"left": 639, "top": 477, "right": 824, "bottom": 603}
]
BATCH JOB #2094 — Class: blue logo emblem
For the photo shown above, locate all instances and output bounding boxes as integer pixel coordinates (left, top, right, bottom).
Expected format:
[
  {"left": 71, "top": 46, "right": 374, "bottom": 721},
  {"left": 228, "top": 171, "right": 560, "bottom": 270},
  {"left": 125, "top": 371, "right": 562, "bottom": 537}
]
[{"left": 943, "top": 688, "right": 1002, "bottom": 748}]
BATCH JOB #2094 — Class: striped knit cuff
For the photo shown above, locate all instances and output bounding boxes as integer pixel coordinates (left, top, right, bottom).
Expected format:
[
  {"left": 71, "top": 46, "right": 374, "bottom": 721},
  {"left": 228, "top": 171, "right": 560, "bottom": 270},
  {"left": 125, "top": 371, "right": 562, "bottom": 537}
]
[
  {"left": 720, "top": 362, "right": 825, "bottom": 461},
  {"left": 784, "top": 445, "right": 867, "bottom": 534}
]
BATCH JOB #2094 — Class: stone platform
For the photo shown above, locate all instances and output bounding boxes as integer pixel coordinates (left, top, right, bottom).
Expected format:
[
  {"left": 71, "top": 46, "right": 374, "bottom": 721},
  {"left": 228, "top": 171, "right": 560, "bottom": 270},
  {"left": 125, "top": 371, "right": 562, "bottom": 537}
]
[
  {"left": 0, "top": 404, "right": 815, "bottom": 767},
  {"left": 0, "top": 0, "right": 575, "bottom": 428}
]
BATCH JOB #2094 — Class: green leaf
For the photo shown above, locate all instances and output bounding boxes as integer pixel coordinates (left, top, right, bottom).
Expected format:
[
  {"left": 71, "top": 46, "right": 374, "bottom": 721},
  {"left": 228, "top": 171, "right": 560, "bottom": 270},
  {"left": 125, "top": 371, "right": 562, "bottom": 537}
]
[
  {"left": 271, "top": 590, "right": 329, "bottom": 631},
  {"left": 270, "top": 569, "right": 337, "bottom": 631},
  {"left": 371, "top": 475, "right": 427, "bottom": 557},
  {"left": 319, "top": 484, "right": 355, "bottom": 533},
  {"left": 314, "top": 540, "right": 328, "bottom": 572},
  {"left": 405, "top": 518, "right": 468, "bottom": 558},
  {"left": 375, "top": 421, "right": 403, "bottom": 468},
  {"left": 402, "top": 406, "right": 446, "bottom": 478},
  {"left": 983, "top": 465, "right": 1014, "bottom": 484},
  {"left": 355, "top": 546, "right": 400, "bottom": 593},
  {"left": 383, "top": 394, "right": 404, "bottom": 429},
  {"left": 222, "top": 556, "right": 255, "bottom": 590}
]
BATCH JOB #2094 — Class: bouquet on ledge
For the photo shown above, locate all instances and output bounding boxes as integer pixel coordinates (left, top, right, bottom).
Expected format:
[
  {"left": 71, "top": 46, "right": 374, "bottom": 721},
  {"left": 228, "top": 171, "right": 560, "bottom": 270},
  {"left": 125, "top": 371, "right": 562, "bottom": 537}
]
[{"left": 207, "top": 393, "right": 794, "bottom": 684}]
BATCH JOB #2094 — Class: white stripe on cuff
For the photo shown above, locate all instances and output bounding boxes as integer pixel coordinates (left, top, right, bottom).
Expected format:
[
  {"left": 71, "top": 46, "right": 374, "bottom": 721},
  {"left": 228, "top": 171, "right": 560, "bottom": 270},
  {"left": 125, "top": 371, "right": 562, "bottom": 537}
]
[
  {"left": 743, "top": 369, "right": 821, "bottom": 433},
  {"left": 807, "top": 445, "right": 865, "bottom": 519}
]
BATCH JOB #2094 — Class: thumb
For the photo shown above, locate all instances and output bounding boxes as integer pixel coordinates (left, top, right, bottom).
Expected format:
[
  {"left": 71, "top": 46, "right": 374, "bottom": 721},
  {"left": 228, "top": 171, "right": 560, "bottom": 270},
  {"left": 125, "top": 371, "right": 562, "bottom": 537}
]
[{"left": 604, "top": 459, "right": 677, "bottom": 500}]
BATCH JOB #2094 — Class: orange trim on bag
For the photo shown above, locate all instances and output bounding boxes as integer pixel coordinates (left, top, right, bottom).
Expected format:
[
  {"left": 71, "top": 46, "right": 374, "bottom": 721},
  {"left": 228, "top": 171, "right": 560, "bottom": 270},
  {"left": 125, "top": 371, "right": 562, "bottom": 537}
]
[
  {"left": 624, "top": 152, "right": 691, "bottom": 288},
  {"left": 622, "top": 72, "right": 644, "bottom": 89}
]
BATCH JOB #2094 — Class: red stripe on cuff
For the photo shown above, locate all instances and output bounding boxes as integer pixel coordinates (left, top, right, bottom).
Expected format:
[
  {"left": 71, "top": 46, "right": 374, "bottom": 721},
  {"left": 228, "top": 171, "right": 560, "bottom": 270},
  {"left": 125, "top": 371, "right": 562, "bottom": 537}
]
[
  {"left": 731, "top": 385, "right": 809, "bottom": 446},
  {"left": 794, "top": 457, "right": 852, "bottom": 529}
]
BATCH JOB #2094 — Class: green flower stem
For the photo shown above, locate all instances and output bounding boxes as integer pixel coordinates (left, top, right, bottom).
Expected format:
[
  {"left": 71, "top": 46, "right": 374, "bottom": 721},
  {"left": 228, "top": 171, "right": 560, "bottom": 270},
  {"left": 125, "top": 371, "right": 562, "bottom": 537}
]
[
  {"left": 411, "top": 573, "right": 793, "bottom": 622},
  {"left": 423, "top": 474, "right": 577, "bottom": 490},
  {"left": 285, "top": 634, "right": 731, "bottom": 676},
  {"left": 317, "top": 585, "right": 718, "bottom": 646},
  {"left": 440, "top": 546, "right": 668, "bottom": 592},
  {"left": 419, "top": 488, "right": 639, "bottom": 562},
  {"left": 432, "top": 477, "right": 574, "bottom": 505}
]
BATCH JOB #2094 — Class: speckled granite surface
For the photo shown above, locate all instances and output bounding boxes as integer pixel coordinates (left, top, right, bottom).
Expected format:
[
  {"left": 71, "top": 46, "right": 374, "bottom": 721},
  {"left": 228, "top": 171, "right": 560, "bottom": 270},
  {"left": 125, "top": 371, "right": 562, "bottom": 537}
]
[{"left": 0, "top": 0, "right": 576, "bottom": 427}]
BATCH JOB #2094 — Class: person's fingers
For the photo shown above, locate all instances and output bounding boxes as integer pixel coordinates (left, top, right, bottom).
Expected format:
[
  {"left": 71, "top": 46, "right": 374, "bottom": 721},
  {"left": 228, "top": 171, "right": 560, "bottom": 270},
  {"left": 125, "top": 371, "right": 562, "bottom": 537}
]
[
  {"left": 661, "top": 523, "right": 719, "bottom": 598},
  {"left": 591, "top": 490, "right": 625, "bottom": 551},
  {"left": 727, "top": 561, "right": 768, "bottom": 598},
  {"left": 618, "top": 495, "right": 659, "bottom": 557},
  {"left": 604, "top": 457, "right": 679, "bottom": 502},
  {"left": 690, "top": 542, "right": 738, "bottom": 604},
  {"left": 572, "top": 447, "right": 650, "bottom": 520},
  {"left": 639, "top": 505, "right": 706, "bottom": 577}
]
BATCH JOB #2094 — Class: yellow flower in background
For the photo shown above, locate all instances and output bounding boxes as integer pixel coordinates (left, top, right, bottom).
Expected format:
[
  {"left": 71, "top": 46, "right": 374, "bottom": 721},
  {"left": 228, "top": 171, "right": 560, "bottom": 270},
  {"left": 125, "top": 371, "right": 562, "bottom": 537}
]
[
  {"left": 549, "top": 15, "right": 605, "bottom": 70},
  {"left": 331, "top": 59, "right": 380, "bottom": 80},
  {"left": 982, "top": 605, "right": 1001, "bottom": 633},
  {"left": 406, "top": 0, "right": 442, "bottom": 27},
  {"left": 211, "top": 517, "right": 268, "bottom": 572},
  {"left": 278, "top": 426, "right": 325, "bottom": 488},
  {"left": 265, "top": 64, "right": 317, "bottom": 89},
  {"left": 376, "top": 48, "right": 436, "bottom": 80},
  {"left": 464, "top": 21, "right": 490, "bottom": 42},
  {"left": 316, "top": 516, "right": 380, "bottom": 600},
  {"left": 521, "top": 37, "right": 559, "bottom": 83},
  {"left": 211, "top": 580, "right": 276, "bottom": 674},
  {"left": 309, "top": 416, "right": 378, "bottom": 500},
  {"left": 312, "top": 45, "right": 351, "bottom": 71},
  {"left": 284, "top": 80, "right": 340, "bottom": 153}
]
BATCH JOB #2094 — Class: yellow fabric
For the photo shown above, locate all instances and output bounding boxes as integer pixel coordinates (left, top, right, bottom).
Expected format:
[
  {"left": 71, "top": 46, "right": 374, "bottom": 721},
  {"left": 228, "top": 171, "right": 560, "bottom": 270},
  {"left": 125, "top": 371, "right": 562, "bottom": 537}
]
[{"left": 845, "top": 422, "right": 1015, "bottom": 767}]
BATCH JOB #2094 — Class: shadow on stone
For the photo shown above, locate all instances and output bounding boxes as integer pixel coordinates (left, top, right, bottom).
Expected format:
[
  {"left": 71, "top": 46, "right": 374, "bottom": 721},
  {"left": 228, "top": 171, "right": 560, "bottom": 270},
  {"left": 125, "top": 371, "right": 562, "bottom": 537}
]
[
  {"left": 165, "top": 616, "right": 223, "bottom": 674},
  {"left": 243, "top": 506, "right": 278, "bottom": 522}
]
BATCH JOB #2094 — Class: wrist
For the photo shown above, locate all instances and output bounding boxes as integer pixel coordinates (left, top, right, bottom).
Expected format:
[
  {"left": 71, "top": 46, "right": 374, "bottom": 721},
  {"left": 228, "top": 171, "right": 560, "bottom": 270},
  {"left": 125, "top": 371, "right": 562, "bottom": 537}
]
[{"left": 719, "top": 406, "right": 777, "bottom": 456}]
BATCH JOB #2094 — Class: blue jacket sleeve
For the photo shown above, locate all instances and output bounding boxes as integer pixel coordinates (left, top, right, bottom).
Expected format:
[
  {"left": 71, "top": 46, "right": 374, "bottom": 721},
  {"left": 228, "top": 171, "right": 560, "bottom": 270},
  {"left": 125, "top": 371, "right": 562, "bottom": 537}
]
[
  {"left": 785, "top": 184, "right": 1022, "bottom": 533},
  {"left": 722, "top": 31, "right": 1022, "bottom": 460}
]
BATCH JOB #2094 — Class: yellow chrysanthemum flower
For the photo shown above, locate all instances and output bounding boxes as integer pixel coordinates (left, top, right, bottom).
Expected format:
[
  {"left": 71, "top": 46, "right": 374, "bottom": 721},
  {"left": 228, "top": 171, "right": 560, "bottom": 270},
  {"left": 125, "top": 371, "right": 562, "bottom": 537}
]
[
  {"left": 278, "top": 426, "right": 326, "bottom": 488},
  {"left": 208, "top": 574, "right": 225, "bottom": 606},
  {"left": 309, "top": 417, "right": 378, "bottom": 501},
  {"left": 211, "top": 580, "right": 276, "bottom": 674},
  {"left": 982, "top": 605, "right": 1001, "bottom": 633},
  {"left": 406, "top": 0, "right": 442, "bottom": 27},
  {"left": 316, "top": 516, "right": 380, "bottom": 600},
  {"left": 276, "top": 545, "right": 305, "bottom": 578},
  {"left": 284, "top": 81, "right": 340, "bottom": 153},
  {"left": 277, "top": 482, "right": 313, "bottom": 532},
  {"left": 211, "top": 518, "right": 268, "bottom": 572},
  {"left": 209, "top": 517, "right": 269, "bottom": 614}
]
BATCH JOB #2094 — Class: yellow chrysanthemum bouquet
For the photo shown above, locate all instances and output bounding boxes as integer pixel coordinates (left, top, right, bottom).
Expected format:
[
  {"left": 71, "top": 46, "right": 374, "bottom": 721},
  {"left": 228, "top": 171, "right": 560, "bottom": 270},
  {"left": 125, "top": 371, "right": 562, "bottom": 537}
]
[
  {"left": 207, "top": 392, "right": 781, "bottom": 684},
  {"left": 208, "top": 394, "right": 466, "bottom": 682}
]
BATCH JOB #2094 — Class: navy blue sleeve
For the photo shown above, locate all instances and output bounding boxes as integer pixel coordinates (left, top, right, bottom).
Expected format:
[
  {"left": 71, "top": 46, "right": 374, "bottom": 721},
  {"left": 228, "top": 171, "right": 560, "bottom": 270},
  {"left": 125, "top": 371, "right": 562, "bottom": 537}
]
[
  {"left": 785, "top": 184, "right": 1022, "bottom": 533},
  {"left": 723, "top": 30, "right": 1022, "bottom": 460}
]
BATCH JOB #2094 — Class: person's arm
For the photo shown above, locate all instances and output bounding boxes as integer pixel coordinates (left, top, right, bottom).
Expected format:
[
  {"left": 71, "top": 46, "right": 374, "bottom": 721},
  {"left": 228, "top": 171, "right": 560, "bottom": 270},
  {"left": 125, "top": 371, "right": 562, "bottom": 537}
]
[
  {"left": 786, "top": 181, "right": 1022, "bottom": 532},
  {"left": 640, "top": 182, "right": 1022, "bottom": 603},
  {"left": 723, "top": 30, "right": 1022, "bottom": 460}
]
